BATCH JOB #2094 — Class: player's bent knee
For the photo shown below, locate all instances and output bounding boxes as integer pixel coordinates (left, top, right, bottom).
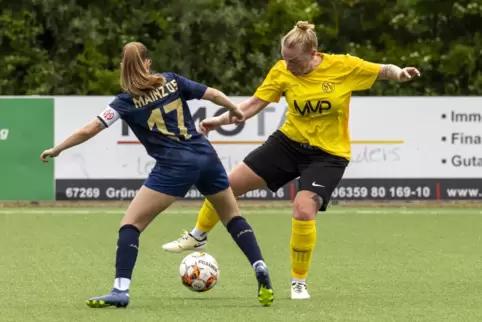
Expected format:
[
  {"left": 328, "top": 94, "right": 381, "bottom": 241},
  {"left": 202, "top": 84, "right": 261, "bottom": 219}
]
[
  {"left": 120, "top": 186, "right": 177, "bottom": 232},
  {"left": 293, "top": 191, "right": 322, "bottom": 221},
  {"left": 120, "top": 209, "right": 156, "bottom": 232},
  {"left": 120, "top": 218, "right": 146, "bottom": 232},
  {"left": 293, "top": 202, "right": 316, "bottom": 221}
]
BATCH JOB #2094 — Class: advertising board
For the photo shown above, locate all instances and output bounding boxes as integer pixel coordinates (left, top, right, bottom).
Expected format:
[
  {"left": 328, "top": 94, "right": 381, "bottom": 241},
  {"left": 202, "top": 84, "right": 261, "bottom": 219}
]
[{"left": 54, "top": 97, "right": 482, "bottom": 201}]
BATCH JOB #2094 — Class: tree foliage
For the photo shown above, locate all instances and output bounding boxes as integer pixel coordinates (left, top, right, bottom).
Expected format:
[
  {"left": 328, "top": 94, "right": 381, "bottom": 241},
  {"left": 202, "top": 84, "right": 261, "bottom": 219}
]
[{"left": 1, "top": 0, "right": 480, "bottom": 95}]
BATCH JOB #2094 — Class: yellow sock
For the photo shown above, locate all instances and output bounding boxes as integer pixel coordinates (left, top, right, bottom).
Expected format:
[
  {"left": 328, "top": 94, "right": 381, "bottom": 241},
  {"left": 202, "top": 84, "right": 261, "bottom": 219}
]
[
  {"left": 195, "top": 200, "right": 220, "bottom": 233},
  {"left": 290, "top": 218, "right": 317, "bottom": 281}
]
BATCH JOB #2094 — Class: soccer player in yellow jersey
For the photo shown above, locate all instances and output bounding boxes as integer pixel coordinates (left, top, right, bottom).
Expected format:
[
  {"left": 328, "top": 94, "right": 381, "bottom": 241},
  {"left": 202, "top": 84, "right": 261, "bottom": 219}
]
[{"left": 163, "top": 21, "right": 420, "bottom": 299}]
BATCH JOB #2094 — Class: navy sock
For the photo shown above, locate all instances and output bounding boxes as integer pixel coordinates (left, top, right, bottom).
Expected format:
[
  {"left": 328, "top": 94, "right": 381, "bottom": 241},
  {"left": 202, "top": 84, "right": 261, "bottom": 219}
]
[
  {"left": 115, "top": 224, "right": 140, "bottom": 279},
  {"left": 226, "top": 216, "right": 264, "bottom": 266}
]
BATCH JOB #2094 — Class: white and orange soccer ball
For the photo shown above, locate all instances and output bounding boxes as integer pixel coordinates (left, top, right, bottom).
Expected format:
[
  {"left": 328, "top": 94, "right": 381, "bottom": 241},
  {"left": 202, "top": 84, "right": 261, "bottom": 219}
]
[{"left": 179, "top": 252, "right": 220, "bottom": 292}]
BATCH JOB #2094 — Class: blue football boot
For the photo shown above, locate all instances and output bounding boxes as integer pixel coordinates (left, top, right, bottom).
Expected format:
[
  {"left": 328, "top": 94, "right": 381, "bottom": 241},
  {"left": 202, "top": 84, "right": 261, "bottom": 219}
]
[
  {"left": 86, "top": 288, "right": 129, "bottom": 308},
  {"left": 255, "top": 263, "right": 274, "bottom": 307}
]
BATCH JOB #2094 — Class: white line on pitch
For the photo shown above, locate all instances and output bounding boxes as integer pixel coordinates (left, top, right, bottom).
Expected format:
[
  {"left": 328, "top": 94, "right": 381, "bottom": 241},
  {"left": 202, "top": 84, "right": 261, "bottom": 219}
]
[
  {"left": 1, "top": 209, "right": 482, "bottom": 215},
  {"left": 0, "top": 209, "right": 286, "bottom": 215}
]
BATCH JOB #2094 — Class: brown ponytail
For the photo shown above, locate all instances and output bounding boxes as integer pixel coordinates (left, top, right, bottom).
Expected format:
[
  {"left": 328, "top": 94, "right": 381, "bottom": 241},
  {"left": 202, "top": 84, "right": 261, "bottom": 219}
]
[{"left": 120, "top": 42, "right": 165, "bottom": 96}]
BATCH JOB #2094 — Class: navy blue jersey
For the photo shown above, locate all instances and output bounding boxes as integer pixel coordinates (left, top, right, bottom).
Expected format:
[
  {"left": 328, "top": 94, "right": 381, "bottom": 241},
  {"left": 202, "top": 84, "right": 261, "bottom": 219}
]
[
  {"left": 98, "top": 72, "right": 211, "bottom": 161},
  {"left": 96, "top": 72, "right": 230, "bottom": 197}
]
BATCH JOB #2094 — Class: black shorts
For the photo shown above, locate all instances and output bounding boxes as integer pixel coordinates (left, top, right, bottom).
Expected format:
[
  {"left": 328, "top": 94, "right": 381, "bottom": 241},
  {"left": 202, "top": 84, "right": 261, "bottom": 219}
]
[{"left": 243, "top": 130, "right": 349, "bottom": 211}]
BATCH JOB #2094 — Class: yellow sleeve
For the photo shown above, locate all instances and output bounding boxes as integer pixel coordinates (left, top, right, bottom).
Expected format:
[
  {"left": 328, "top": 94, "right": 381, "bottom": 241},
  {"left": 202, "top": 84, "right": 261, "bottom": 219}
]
[
  {"left": 345, "top": 55, "right": 381, "bottom": 91},
  {"left": 254, "top": 61, "right": 285, "bottom": 103}
]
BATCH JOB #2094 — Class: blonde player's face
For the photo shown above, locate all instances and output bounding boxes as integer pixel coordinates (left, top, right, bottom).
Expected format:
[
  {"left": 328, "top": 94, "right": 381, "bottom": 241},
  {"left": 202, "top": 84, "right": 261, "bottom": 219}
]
[{"left": 282, "top": 46, "right": 313, "bottom": 75}]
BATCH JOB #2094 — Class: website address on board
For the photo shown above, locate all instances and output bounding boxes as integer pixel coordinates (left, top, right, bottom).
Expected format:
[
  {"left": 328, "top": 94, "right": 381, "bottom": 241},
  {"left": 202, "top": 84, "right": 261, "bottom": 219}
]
[{"left": 446, "top": 188, "right": 482, "bottom": 198}]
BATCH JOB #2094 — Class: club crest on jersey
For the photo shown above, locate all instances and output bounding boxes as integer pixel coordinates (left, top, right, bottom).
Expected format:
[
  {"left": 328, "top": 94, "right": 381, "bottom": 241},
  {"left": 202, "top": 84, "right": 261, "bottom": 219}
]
[
  {"left": 103, "top": 110, "right": 114, "bottom": 120},
  {"left": 322, "top": 82, "right": 335, "bottom": 93}
]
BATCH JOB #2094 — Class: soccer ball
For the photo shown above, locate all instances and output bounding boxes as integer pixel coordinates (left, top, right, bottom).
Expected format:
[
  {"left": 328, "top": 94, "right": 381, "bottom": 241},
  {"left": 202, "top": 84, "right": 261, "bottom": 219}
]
[{"left": 179, "top": 252, "right": 220, "bottom": 292}]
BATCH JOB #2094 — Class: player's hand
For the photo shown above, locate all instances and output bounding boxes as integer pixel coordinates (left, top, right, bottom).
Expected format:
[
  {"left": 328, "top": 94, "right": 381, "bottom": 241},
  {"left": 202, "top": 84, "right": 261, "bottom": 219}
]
[
  {"left": 398, "top": 67, "right": 421, "bottom": 82},
  {"left": 228, "top": 106, "right": 245, "bottom": 124},
  {"left": 199, "top": 117, "right": 222, "bottom": 137},
  {"left": 40, "top": 148, "right": 61, "bottom": 163}
]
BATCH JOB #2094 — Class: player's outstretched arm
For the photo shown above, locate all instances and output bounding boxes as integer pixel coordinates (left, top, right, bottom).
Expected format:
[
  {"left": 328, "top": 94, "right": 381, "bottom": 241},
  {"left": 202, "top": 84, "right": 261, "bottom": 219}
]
[
  {"left": 198, "top": 95, "right": 269, "bottom": 136},
  {"left": 202, "top": 88, "right": 244, "bottom": 123},
  {"left": 377, "top": 64, "right": 421, "bottom": 82},
  {"left": 216, "top": 96, "right": 270, "bottom": 126},
  {"left": 40, "top": 118, "right": 106, "bottom": 162},
  {"left": 203, "top": 88, "right": 238, "bottom": 111}
]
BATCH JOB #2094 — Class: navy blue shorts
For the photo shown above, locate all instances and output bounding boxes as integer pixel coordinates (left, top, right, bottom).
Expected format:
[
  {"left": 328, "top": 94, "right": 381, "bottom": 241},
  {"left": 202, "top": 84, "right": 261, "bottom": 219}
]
[{"left": 143, "top": 149, "right": 229, "bottom": 198}]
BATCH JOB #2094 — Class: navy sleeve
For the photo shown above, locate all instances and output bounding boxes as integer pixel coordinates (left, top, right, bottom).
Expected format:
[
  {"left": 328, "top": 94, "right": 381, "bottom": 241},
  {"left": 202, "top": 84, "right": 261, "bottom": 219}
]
[
  {"left": 108, "top": 96, "right": 122, "bottom": 112},
  {"left": 95, "top": 95, "right": 126, "bottom": 128},
  {"left": 108, "top": 95, "right": 130, "bottom": 116},
  {"left": 173, "top": 74, "right": 208, "bottom": 100}
]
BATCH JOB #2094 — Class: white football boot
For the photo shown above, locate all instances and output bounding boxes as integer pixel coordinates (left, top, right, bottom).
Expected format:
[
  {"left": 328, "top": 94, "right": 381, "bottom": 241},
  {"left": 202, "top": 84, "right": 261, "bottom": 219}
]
[
  {"left": 291, "top": 282, "right": 310, "bottom": 300},
  {"left": 162, "top": 231, "right": 207, "bottom": 253}
]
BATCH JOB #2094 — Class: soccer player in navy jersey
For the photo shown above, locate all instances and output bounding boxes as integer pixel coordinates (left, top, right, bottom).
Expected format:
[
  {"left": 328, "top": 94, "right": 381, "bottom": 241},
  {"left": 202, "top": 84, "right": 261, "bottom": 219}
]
[{"left": 40, "top": 42, "right": 274, "bottom": 308}]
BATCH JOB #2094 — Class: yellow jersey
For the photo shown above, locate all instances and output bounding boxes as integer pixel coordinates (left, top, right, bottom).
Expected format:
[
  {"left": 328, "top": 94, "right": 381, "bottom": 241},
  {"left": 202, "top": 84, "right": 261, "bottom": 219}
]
[{"left": 254, "top": 53, "right": 381, "bottom": 160}]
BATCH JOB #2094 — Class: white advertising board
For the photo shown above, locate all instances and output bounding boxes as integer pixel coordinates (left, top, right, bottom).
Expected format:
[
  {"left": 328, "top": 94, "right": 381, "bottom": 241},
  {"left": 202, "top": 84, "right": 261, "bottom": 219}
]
[{"left": 55, "top": 96, "right": 482, "bottom": 179}]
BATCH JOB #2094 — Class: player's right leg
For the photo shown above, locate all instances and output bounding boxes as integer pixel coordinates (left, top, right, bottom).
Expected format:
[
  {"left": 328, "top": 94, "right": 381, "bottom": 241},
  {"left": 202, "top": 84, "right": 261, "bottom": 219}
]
[
  {"left": 289, "top": 154, "right": 348, "bottom": 300},
  {"left": 162, "top": 130, "right": 298, "bottom": 253},
  {"left": 86, "top": 185, "right": 176, "bottom": 308},
  {"left": 86, "top": 160, "right": 201, "bottom": 309}
]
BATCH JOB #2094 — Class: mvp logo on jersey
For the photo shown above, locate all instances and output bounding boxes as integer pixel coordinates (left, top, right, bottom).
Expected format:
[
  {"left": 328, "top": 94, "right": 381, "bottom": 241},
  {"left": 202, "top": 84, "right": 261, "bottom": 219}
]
[{"left": 293, "top": 100, "right": 331, "bottom": 116}]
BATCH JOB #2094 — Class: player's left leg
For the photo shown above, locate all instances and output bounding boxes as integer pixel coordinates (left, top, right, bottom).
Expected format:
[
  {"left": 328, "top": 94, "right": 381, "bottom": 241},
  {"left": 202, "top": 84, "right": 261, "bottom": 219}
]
[
  {"left": 205, "top": 187, "right": 274, "bottom": 307},
  {"left": 291, "top": 158, "right": 348, "bottom": 300}
]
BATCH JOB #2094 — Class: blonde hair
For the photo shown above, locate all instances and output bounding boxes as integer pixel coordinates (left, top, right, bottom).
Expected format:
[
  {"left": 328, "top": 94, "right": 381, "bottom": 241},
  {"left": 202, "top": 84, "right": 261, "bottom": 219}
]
[
  {"left": 120, "top": 42, "right": 165, "bottom": 96},
  {"left": 282, "top": 21, "right": 318, "bottom": 52}
]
